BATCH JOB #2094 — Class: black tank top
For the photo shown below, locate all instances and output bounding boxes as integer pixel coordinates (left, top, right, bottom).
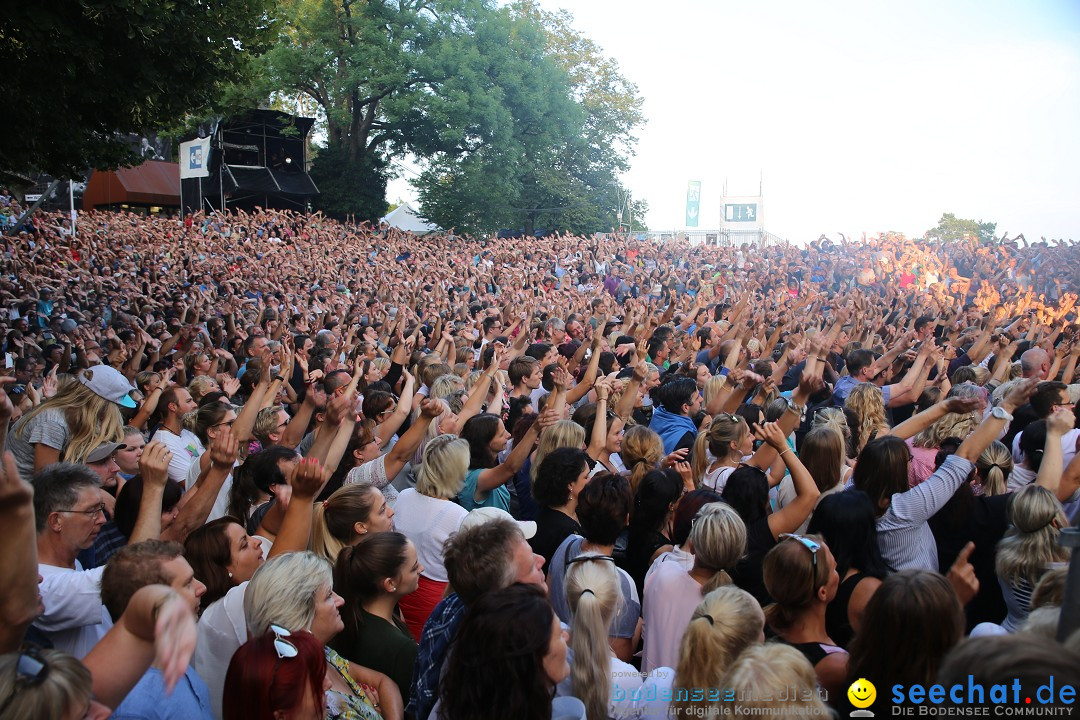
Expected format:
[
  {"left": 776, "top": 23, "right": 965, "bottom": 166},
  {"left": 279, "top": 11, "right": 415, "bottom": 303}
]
[{"left": 825, "top": 571, "right": 869, "bottom": 649}]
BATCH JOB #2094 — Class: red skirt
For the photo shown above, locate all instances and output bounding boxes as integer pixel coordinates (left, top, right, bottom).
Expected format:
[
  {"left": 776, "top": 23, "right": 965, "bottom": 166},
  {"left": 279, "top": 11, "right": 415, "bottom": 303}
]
[{"left": 398, "top": 574, "right": 448, "bottom": 641}]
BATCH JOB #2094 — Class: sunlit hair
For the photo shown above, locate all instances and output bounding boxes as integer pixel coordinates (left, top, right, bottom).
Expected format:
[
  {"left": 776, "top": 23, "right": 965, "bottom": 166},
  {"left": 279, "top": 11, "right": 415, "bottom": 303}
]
[
  {"left": 530, "top": 420, "right": 586, "bottom": 484},
  {"left": 566, "top": 554, "right": 622, "bottom": 720},
  {"left": 245, "top": 551, "right": 332, "bottom": 636},
  {"left": 799, "top": 426, "right": 845, "bottom": 493},
  {"left": 0, "top": 647, "right": 91, "bottom": 720},
  {"left": 188, "top": 374, "right": 220, "bottom": 405},
  {"left": 812, "top": 406, "right": 852, "bottom": 453},
  {"left": 763, "top": 534, "right": 834, "bottom": 633},
  {"left": 14, "top": 378, "right": 124, "bottom": 466},
  {"left": 691, "top": 413, "right": 748, "bottom": 484},
  {"left": 415, "top": 434, "right": 469, "bottom": 499},
  {"left": 702, "top": 375, "right": 728, "bottom": 412},
  {"left": 621, "top": 424, "right": 664, "bottom": 495},
  {"left": 690, "top": 502, "right": 747, "bottom": 593},
  {"left": 912, "top": 410, "right": 979, "bottom": 449},
  {"left": 252, "top": 405, "right": 286, "bottom": 447},
  {"left": 996, "top": 485, "right": 1070, "bottom": 587},
  {"left": 430, "top": 373, "right": 465, "bottom": 401},
  {"left": 718, "top": 644, "right": 829, "bottom": 715},
  {"left": 846, "top": 383, "right": 889, "bottom": 453},
  {"left": 669, "top": 586, "right": 763, "bottom": 719},
  {"left": 311, "top": 481, "right": 382, "bottom": 564},
  {"left": 975, "top": 441, "right": 1013, "bottom": 497}
]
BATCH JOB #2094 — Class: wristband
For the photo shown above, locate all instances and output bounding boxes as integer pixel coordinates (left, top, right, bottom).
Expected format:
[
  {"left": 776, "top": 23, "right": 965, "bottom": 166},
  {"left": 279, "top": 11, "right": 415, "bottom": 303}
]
[{"left": 151, "top": 591, "right": 179, "bottom": 623}]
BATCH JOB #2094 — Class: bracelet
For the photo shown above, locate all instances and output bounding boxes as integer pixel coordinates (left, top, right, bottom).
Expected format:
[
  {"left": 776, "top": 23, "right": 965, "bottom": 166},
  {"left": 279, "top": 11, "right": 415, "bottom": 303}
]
[{"left": 779, "top": 448, "right": 793, "bottom": 458}]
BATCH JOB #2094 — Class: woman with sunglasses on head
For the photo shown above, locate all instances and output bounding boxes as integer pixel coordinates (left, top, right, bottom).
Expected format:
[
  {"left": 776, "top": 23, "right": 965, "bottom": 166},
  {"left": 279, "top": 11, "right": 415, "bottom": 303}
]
[
  {"left": 224, "top": 628, "right": 329, "bottom": 720},
  {"left": 245, "top": 552, "right": 402, "bottom": 720},
  {"left": 762, "top": 533, "right": 848, "bottom": 699}
]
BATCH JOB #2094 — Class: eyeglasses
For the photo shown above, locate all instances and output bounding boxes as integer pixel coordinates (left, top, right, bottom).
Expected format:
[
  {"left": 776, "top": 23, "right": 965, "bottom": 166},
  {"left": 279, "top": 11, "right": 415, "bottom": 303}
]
[
  {"left": 779, "top": 533, "right": 820, "bottom": 594},
  {"left": 57, "top": 503, "right": 106, "bottom": 518},
  {"left": 716, "top": 413, "right": 740, "bottom": 424},
  {"left": 0, "top": 648, "right": 49, "bottom": 716},
  {"left": 212, "top": 420, "right": 235, "bottom": 429},
  {"left": 270, "top": 624, "right": 298, "bottom": 659}
]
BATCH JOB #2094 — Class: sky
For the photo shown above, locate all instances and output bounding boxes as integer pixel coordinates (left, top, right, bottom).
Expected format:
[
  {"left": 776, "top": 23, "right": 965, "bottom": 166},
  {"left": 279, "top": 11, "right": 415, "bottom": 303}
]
[{"left": 387, "top": 0, "right": 1080, "bottom": 243}]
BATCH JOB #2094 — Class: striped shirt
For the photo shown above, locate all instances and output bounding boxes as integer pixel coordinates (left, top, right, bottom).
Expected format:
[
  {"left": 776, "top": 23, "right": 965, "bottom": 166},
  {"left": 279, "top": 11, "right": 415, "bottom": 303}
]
[{"left": 876, "top": 454, "right": 974, "bottom": 571}]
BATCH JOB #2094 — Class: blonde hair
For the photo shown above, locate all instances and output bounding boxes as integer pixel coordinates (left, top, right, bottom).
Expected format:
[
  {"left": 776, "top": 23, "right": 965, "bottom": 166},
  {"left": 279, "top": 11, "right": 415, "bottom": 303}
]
[
  {"left": 975, "top": 441, "right": 1013, "bottom": 497},
  {"left": 530, "top": 420, "right": 586, "bottom": 484},
  {"left": 14, "top": 379, "right": 124, "bottom": 466},
  {"left": 996, "top": 485, "right": 1070, "bottom": 586},
  {"left": 0, "top": 648, "right": 91, "bottom": 719},
  {"left": 245, "top": 551, "right": 332, "bottom": 635},
  {"left": 429, "top": 373, "right": 464, "bottom": 402},
  {"left": 622, "top": 425, "right": 663, "bottom": 494},
  {"left": 799, "top": 426, "right": 845, "bottom": 493},
  {"left": 702, "top": 375, "right": 728, "bottom": 412},
  {"left": 846, "top": 383, "right": 889, "bottom": 453},
  {"left": 415, "top": 434, "right": 469, "bottom": 499},
  {"left": 253, "top": 405, "right": 285, "bottom": 446},
  {"left": 311, "top": 482, "right": 380, "bottom": 564},
  {"left": 718, "top": 644, "right": 829, "bottom": 714},
  {"left": 187, "top": 374, "right": 220, "bottom": 404},
  {"left": 670, "top": 586, "right": 763, "bottom": 718},
  {"left": 566, "top": 554, "right": 621, "bottom": 720},
  {"left": 691, "top": 414, "right": 748, "bottom": 485},
  {"left": 690, "top": 502, "right": 747, "bottom": 593},
  {"left": 912, "top": 411, "right": 979, "bottom": 449}
]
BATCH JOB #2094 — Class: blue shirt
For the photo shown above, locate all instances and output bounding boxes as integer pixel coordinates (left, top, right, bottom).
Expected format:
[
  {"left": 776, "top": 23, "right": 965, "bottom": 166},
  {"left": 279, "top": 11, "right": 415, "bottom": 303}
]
[
  {"left": 111, "top": 667, "right": 213, "bottom": 720},
  {"left": 456, "top": 468, "right": 511, "bottom": 512},
  {"left": 407, "top": 593, "right": 467, "bottom": 720}
]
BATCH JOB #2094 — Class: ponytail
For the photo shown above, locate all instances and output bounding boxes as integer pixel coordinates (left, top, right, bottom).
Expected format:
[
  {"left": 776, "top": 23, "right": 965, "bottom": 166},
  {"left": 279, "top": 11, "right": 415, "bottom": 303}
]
[{"left": 566, "top": 555, "right": 620, "bottom": 720}]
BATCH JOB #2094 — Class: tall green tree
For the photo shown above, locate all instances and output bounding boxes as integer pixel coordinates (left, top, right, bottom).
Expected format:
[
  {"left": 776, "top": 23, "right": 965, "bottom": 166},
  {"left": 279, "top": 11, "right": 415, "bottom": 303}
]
[
  {"left": 1, "top": 0, "right": 273, "bottom": 177},
  {"left": 925, "top": 213, "right": 997, "bottom": 244},
  {"left": 415, "top": 1, "right": 646, "bottom": 235}
]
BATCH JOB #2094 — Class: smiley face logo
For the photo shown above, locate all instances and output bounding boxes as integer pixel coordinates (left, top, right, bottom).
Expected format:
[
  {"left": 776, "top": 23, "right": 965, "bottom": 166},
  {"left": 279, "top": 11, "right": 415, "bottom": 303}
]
[{"left": 848, "top": 678, "right": 876, "bottom": 710}]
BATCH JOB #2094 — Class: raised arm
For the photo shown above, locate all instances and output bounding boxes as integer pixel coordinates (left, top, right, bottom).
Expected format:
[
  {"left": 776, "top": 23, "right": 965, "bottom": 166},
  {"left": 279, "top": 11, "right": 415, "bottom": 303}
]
[
  {"left": 83, "top": 584, "right": 196, "bottom": 709},
  {"left": 267, "top": 457, "right": 330, "bottom": 559},
  {"left": 0, "top": 451, "right": 37, "bottom": 654},
  {"left": 1037, "top": 407, "right": 1080, "bottom": 503},
  {"left": 885, "top": 397, "right": 981, "bottom": 442},
  {"left": 759, "top": 421, "right": 821, "bottom": 539},
  {"left": 165, "top": 429, "right": 239, "bottom": 543}
]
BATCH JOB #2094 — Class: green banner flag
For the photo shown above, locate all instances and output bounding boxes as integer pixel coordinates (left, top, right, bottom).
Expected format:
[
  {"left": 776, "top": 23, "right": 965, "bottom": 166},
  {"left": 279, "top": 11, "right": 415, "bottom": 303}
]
[{"left": 685, "top": 180, "right": 701, "bottom": 227}]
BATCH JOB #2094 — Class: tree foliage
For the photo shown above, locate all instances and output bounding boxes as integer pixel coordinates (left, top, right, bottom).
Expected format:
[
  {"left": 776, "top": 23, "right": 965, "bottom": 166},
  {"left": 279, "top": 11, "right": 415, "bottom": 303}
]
[
  {"left": 925, "top": 213, "right": 997, "bottom": 244},
  {"left": 1, "top": 0, "right": 274, "bottom": 177},
  {"left": 258, "top": 0, "right": 645, "bottom": 233}
]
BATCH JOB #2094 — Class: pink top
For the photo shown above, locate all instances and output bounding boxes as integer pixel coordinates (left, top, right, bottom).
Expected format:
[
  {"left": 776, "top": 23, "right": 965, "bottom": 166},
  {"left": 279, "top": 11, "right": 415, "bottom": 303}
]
[
  {"left": 642, "top": 554, "right": 702, "bottom": 673},
  {"left": 906, "top": 439, "right": 939, "bottom": 488}
]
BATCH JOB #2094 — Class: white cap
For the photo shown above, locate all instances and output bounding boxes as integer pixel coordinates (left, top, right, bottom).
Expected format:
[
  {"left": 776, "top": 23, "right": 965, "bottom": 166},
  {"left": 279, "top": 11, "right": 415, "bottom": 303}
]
[{"left": 459, "top": 507, "right": 536, "bottom": 539}]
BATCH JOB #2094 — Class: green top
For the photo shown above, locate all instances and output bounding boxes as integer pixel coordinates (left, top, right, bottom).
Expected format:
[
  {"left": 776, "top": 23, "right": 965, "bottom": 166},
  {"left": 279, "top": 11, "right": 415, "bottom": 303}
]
[{"left": 330, "top": 607, "right": 418, "bottom": 706}]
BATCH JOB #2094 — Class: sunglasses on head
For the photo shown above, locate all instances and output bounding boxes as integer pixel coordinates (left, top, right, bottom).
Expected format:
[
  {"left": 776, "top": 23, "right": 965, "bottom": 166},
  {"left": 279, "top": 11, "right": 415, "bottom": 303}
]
[
  {"left": 0, "top": 647, "right": 49, "bottom": 716},
  {"left": 779, "top": 533, "right": 821, "bottom": 594}
]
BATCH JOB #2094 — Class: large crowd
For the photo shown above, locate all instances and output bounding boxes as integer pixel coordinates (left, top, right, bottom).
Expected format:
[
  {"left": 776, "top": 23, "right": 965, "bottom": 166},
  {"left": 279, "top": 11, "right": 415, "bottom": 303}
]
[{"left": 1, "top": 196, "right": 1080, "bottom": 720}]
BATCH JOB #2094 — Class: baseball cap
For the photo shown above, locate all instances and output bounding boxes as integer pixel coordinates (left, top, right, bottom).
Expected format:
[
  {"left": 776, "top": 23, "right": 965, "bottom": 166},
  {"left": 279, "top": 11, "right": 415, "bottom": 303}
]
[
  {"left": 78, "top": 365, "right": 137, "bottom": 409},
  {"left": 86, "top": 442, "right": 127, "bottom": 463},
  {"left": 459, "top": 507, "right": 536, "bottom": 539}
]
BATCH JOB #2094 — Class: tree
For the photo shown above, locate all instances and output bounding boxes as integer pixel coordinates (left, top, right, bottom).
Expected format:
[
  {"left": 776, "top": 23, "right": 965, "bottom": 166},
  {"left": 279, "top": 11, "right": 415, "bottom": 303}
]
[
  {"left": 416, "top": 2, "right": 647, "bottom": 235},
  {"left": 925, "top": 213, "right": 997, "bottom": 244},
  {"left": 1, "top": 0, "right": 273, "bottom": 177}
]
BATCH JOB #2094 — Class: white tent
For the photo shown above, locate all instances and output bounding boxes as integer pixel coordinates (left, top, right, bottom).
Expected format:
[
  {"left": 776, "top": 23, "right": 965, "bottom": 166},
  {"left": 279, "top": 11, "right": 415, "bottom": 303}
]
[{"left": 380, "top": 201, "right": 439, "bottom": 233}]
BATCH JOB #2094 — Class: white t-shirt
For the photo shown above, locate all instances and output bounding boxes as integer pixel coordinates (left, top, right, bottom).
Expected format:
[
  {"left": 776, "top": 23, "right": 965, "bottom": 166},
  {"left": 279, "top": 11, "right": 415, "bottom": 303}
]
[
  {"left": 345, "top": 455, "right": 398, "bottom": 506},
  {"left": 34, "top": 562, "right": 113, "bottom": 659},
  {"left": 193, "top": 582, "right": 248, "bottom": 720},
  {"left": 392, "top": 489, "right": 467, "bottom": 583},
  {"left": 152, "top": 428, "right": 205, "bottom": 486},
  {"left": 185, "top": 457, "right": 237, "bottom": 522}
]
